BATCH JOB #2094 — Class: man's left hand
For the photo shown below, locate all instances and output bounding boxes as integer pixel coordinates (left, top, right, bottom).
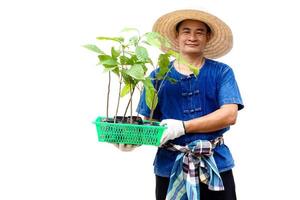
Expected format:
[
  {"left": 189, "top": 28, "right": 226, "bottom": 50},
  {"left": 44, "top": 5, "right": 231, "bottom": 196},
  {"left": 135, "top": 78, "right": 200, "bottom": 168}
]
[{"left": 160, "top": 119, "right": 185, "bottom": 145}]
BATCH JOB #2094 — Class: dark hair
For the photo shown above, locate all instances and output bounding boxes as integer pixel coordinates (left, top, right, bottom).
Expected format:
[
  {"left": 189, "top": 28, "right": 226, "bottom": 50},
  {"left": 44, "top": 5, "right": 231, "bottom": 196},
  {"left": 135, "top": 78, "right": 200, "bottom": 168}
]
[{"left": 175, "top": 20, "right": 211, "bottom": 33}]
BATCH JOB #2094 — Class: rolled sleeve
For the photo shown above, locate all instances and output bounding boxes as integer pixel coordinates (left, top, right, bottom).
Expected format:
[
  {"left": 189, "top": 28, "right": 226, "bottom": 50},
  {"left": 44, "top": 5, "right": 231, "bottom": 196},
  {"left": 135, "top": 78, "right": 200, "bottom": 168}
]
[{"left": 218, "top": 67, "right": 244, "bottom": 110}]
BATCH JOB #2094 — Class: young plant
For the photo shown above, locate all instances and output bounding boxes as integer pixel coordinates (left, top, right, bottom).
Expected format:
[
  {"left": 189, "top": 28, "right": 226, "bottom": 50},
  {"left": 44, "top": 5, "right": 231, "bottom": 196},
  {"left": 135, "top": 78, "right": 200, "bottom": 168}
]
[{"left": 83, "top": 29, "right": 199, "bottom": 124}]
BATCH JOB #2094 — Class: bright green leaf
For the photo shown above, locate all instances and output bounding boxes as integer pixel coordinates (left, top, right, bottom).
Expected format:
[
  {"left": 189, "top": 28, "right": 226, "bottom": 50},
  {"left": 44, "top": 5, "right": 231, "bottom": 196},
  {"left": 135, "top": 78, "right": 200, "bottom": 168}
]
[
  {"left": 96, "top": 36, "right": 124, "bottom": 43},
  {"left": 166, "top": 76, "right": 177, "bottom": 84},
  {"left": 120, "top": 55, "right": 132, "bottom": 65},
  {"left": 141, "top": 64, "right": 148, "bottom": 74},
  {"left": 112, "top": 67, "right": 120, "bottom": 76},
  {"left": 146, "top": 88, "right": 158, "bottom": 111},
  {"left": 157, "top": 54, "right": 170, "bottom": 79},
  {"left": 103, "top": 66, "right": 118, "bottom": 72},
  {"left": 166, "top": 50, "right": 199, "bottom": 76},
  {"left": 187, "top": 63, "right": 199, "bottom": 76},
  {"left": 166, "top": 50, "right": 180, "bottom": 59},
  {"left": 130, "top": 55, "right": 138, "bottom": 64},
  {"left": 142, "top": 77, "right": 153, "bottom": 88},
  {"left": 128, "top": 36, "right": 139, "bottom": 46},
  {"left": 120, "top": 83, "right": 132, "bottom": 97},
  {"left": 142, "top": 78, "right": 158, "bottom": 110},
  {"left": 121, "top": 27, "right": 140, "bottom": 34},
  {"left": 144, "top": 32, "right": 161, "bottom": 48},
  {"left": 147, "top": 58, "right": 154, "bottom": 67},
  {"left": 82, "top": 44, "right": 105, "bottom": 54},
  {"left": 98, "top": 55, "right": 119, "bottom": 66},
  {"left": 120, "top": 69, "right": 133, "bottom": 84},
  {"left": 136, "top": 46, "right": 149, "bottom": 62},
  {"left": 144, "top": 32, "right": 172, "bottom": 49},
  {"left": 111, "top": 47, "right": 120, "bottom": 59},
  {"left": 125, "top": 64, "right": 145, "bottom": 80}
]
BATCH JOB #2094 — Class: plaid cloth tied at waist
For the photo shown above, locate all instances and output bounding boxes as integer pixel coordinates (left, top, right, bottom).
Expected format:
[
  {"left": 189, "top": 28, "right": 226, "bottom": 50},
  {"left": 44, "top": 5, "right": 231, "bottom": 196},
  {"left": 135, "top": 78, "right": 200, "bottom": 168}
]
[{"left": 162, "top": 137, "right": 225, "bottom": 200}]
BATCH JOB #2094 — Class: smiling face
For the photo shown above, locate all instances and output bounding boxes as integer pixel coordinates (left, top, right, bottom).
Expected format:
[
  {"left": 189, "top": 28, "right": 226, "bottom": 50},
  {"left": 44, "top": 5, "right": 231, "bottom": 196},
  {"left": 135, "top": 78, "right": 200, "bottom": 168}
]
[{"left": 176, "top": 19, "right": 211, "bottom": 56}]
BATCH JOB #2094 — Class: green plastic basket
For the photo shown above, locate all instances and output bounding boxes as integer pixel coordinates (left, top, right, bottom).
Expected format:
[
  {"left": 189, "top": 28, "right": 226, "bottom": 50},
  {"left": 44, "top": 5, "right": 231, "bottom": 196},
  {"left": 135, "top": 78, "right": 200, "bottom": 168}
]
[{"left": 94, "top": 116, "right": 166, "bottom": 146}]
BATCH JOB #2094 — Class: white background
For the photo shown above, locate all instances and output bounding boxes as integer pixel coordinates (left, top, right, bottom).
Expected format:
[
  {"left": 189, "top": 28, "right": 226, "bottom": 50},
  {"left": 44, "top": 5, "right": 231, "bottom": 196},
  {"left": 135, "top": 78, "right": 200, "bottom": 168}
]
[{"left": 0, "top": 0, "right": 299, "bottom": 199}]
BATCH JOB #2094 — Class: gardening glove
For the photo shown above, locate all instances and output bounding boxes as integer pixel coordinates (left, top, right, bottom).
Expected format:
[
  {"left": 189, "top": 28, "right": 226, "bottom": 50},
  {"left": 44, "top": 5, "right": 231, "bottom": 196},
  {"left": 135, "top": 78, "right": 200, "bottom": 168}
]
[
  {"left": 113, "top": 144, "right": 139, "bottom": 152},
  {"left": 159, "top": 119, "right": 185, "bottom": 145}
]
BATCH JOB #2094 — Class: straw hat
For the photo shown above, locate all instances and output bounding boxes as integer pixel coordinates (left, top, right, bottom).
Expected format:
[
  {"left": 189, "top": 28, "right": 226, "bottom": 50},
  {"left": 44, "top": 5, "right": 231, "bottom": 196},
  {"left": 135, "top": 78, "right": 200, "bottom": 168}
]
[{"left": 152, "top": 9, "right": 233, "bottom": 59}]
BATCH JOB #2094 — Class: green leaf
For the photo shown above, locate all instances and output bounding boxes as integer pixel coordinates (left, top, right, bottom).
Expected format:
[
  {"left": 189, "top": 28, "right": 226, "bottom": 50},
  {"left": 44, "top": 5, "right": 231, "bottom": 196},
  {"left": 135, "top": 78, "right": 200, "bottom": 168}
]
[
  {"left": 142, "top": 78, "right": 158, "bottom": 110},
  {"left": 128, "top": 36, "right": 139, "bottom": 46},
  {"left": 96, "top": 36, "right": 124, "bottom": 43},
  {"left": 144, "top": 32, "right": 162, "bottom": 48},
  {"left": 125, "top": 64, "right": 145, "bottom": 80},
  {"left": 121, "top": 27, "right": 140, "bottom": 34},
  {"left": 98, "top": 55, "right": 119, "bottom": 66},
  {"left": 157, "top": 54, "right": 170, "bottom": 79},
  {"left": 120, "top": 70, "right": 132, "bottom": 84},
  {"left": 187, "top": 63, "right": 200, "bottom": 76},
  {"left": 147, "top": 58, "right": 154, "bottom": 67},
  {"left": 135, "top": 46, "right": 149, "bottom": 62},
  {"left": 111, "top": 47, "right": 120, "bottom": 59},
  {"left": 82, "top": 44, "right": 105, "bottom": 54},
  {"left": 112, "top": 67, "right": 120, "bottom": 75},
  {"left": 141, "top": 64, "right": 148, "bottom": 74},
  {"left": 129, "top": 55, "right": 138, "bottom": 64},
  {"left": 166, "top": 49, "right": 179, "bottom": 58},
  {"left": 146, "top": 88, "right": 158, "bottom": 111},
  {"left": 120, "top": 83, "right": 132, "bottom": 97},
  {"left": 103, "top": 66, "right": 118, "bottom": 72},
  {"left": 144, "top": 32, "right": 172, "bottom": 49},
  {"left": 142, "top": 77, "right": 153, "bottom": 88},
  {"left": 166, "top": 50, "right": 199, "bottom": 76},
  {"left": 120, "top": 55, "right": 132, "bottom": 65},
  {"left": 166, "top": 76, "right": 177, "bottom": 84}
]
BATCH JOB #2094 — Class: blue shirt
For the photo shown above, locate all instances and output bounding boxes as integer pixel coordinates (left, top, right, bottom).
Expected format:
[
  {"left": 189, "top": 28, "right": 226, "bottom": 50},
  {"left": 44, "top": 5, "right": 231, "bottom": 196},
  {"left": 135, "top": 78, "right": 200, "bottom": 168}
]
[{"left": 136, "top": 58, "right": 244, "bottom": 177}]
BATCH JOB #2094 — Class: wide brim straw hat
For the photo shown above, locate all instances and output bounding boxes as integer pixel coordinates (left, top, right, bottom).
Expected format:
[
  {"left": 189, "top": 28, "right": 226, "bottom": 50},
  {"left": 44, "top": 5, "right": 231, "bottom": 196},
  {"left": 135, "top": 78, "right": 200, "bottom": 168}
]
[{"left": 152, "top": 9, "right": 233, "bottom": 59}]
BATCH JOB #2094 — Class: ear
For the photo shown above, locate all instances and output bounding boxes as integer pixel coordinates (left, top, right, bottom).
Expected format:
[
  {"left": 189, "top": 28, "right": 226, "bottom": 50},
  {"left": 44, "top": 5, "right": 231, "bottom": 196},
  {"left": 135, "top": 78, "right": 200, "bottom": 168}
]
[
  {"left": 175, "top": 32, "right": 179, "bottom": 42},
  {"left": 206, "top": 32, "right": 212, "bottom": 42},
  {"left": 175, "top": 31, "right": 179, "bottom": 38}
]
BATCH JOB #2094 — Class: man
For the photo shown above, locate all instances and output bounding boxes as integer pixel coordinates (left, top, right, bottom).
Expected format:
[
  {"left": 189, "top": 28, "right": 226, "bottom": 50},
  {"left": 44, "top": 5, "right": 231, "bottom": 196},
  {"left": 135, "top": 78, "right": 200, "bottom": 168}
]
[{"left": 116, "top": 9, "right": 243, "bottom": 200}]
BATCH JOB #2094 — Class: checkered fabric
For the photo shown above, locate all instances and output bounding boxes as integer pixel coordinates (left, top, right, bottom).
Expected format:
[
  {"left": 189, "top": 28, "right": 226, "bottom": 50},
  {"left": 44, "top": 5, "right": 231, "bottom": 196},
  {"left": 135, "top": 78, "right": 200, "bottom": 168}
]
[{"left": 163, "top": 138, "right": 224, "bottom": 200}]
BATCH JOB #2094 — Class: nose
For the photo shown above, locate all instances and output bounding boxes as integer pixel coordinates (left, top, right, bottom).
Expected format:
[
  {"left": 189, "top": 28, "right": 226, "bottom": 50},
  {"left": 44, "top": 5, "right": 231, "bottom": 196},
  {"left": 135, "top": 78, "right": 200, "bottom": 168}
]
[{"left": 188, "top": 33, "right": 197, "bottom": 41}]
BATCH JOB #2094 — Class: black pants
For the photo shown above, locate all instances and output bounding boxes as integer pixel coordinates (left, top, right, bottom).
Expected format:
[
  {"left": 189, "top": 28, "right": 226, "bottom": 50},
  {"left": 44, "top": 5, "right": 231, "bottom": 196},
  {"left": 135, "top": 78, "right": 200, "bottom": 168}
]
[{"left": 155, "top": 170, "right": 237, "bottom": 200}]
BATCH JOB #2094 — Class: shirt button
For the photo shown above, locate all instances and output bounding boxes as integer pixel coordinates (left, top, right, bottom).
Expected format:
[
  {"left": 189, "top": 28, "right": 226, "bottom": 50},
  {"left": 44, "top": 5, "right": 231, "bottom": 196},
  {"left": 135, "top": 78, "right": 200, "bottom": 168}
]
[
  {"left": 195, "top": 107, "right": 201, "bottom": 112},
  {"left": 190, "top": 109, "right": 195, "bottom": 113},
  {"left": 194, "top": 90, "right": 200, "bottom": 94},
  {"left": 183, "top": 110, "right": 189, "bottom": 114},
  {"left": 188, "top": 92, "right": 193, "bottom": 96},
  {"left": 181, "top": 93, "right": 187, "bottom": 96}
]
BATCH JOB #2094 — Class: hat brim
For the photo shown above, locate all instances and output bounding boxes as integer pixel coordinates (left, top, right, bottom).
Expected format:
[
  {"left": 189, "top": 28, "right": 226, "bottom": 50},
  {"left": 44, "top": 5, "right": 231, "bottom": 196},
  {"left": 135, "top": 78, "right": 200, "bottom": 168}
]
[{"left": 152, "top": 9, "right": 233, "bottom": 59}]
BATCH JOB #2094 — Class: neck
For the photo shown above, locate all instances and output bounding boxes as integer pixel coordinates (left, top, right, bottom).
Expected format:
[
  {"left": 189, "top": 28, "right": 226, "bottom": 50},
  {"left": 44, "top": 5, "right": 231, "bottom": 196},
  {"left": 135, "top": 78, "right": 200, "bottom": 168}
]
[
  {"left": 175, "top": 54, "right": 205, "bottom": 75},
  {"left": 179, "top": 53, "right": 205, "bottom": 68}
]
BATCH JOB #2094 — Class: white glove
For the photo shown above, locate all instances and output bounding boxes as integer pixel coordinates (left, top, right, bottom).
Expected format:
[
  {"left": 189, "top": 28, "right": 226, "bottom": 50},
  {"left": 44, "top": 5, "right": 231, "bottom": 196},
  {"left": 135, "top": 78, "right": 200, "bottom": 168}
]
[
  {"left": 160, "top": 119, "right": 185, "bottom": 145},
  {"left": 113, "top": 144, "right": 139, "bottom": 152}
]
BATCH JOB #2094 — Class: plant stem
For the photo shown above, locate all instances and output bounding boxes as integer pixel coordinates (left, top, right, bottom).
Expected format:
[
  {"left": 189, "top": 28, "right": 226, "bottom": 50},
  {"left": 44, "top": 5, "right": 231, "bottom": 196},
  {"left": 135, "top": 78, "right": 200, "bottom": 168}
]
[
  {"left": 130, "top": 84, "right": 133, "bottom": 123},
  {"left": 123, "top": 86, "right": 135, "bottom": 122},
  {"left": 114, "top": 75, "right": 122, "bottom": 123},
  {"left": 149, "top": 65, "right": 174, "bottom": 123},
  {"left": 106, "top": 71, "right": 111, "bottom": 120},
  {"left": 114, "top": 44, "right": 126, "bottom": 123},
  {"left": 149, "top": 81, "right": 158, "bottom": 124}
]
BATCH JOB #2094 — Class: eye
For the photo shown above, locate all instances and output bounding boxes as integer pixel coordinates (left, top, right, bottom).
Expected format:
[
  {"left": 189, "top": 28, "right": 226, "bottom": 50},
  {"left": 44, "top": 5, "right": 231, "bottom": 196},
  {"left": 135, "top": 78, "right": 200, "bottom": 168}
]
[
  {"left": 196, "top": 31, "right": 206, "bottom": 35},
  {"left": 180, "top": 28, "right": 191, "bottom": 34}
]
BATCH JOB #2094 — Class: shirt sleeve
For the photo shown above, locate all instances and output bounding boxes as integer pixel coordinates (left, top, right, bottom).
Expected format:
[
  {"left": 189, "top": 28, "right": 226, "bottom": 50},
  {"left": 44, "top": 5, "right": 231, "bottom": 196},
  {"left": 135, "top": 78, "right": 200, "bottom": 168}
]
[
  {"left": 136, "top": 71, "right": 162, "bottom": 120},
  {"left": 218, "top": 66, "right": 244, "bottom": 110}
]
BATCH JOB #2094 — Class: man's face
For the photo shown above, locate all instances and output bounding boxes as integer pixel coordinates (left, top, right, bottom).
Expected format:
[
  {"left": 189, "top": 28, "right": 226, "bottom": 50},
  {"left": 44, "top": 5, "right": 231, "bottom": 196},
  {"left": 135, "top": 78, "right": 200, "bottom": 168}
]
[{"left": 176, "top": 19, "right": 210, "bottom": 56}]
